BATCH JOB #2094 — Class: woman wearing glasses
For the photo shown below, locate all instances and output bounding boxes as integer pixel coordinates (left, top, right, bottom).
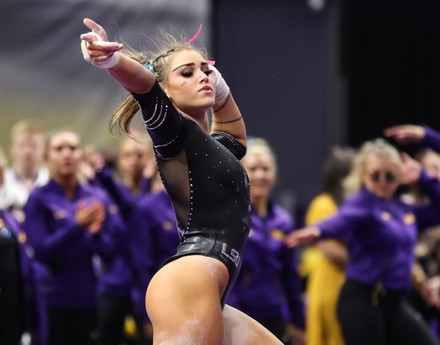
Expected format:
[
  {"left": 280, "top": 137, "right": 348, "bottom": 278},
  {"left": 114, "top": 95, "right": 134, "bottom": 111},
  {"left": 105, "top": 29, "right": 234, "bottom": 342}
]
[{"left": 287, "top": 135, "right": 440, "bottom": 345}]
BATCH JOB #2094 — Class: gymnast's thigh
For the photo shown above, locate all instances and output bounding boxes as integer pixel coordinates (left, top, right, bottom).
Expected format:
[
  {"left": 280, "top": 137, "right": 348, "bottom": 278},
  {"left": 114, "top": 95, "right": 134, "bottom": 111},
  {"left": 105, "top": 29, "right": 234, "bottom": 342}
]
[{"left": 145, "top": 255, "right": 228, "bottom": 344}]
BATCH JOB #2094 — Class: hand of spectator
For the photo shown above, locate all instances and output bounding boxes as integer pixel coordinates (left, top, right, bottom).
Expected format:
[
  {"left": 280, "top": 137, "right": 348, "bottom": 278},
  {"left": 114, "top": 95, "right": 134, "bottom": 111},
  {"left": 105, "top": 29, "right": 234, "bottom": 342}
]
[
  {"left": 384, "top": 124, "right": 426, "bottom": 145},
  {"left": 285, "top": 226, "right": 321, "bottom": 247},
  {"left": 400, "top": 152, "right": 422, "bottom": 185},
  {"left": 75, "top": 200, "right": 105, "bottom": 234}
]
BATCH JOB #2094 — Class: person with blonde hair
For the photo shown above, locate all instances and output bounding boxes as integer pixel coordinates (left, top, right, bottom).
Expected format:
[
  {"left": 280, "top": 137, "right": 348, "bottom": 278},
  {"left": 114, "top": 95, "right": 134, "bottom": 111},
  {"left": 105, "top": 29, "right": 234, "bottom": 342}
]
[
  {"left": 23, "top": 129, "right": 125, "bottom": 345},
  {"left": 127, "top": 141, "right": 179, "bottom": 344},
  {"left": 384, "top": 124, "right": 440, "bottom": 340},
  {"left": 228, "top": 137, "right": 305, "bottom": 345},
  {"left": 287, "top": 138, "right": 440, "bottom": 345},
  {"left": 83, "top": 133, "right": 156, "bottom": 345},
  {"left": 80, "top": 18, "right": 283, "bottom": 345},
  {"left": 3, "top": 119, "right": 49, "bottom": 221}
]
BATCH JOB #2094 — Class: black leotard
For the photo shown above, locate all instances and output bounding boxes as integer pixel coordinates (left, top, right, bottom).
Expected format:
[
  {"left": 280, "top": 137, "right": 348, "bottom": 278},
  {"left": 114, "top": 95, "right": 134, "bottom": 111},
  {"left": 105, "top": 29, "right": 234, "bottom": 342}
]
[{"left": 133, "top": 82, "right": 251, "bottom": 305}]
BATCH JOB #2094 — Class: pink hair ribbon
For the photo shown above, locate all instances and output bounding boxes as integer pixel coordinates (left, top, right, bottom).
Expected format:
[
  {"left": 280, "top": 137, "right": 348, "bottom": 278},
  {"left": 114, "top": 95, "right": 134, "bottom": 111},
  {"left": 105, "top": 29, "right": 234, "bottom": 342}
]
[
  {"left": 185, "top": 23, "right": 203, "bottom": 45},
  {"left": 184, "top": 23, "right": 215, "bottom": 65}
]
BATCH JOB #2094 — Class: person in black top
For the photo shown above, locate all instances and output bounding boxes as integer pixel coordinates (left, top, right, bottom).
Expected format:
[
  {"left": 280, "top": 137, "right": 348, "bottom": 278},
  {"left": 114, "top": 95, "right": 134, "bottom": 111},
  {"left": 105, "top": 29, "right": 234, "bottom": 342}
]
[{"left": 80, "top": 18, "right": 282, "bottom": 345}]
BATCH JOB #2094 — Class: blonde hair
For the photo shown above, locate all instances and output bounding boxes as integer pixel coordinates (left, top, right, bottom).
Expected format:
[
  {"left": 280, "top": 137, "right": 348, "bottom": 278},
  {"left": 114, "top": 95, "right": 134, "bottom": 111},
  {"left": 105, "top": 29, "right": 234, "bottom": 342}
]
[
  {"left": 343, "top": 139, "right": 402, "bottom": 198},
  {"left": 243, "top": 137, "right": 278, "bottom": 172},
  {"left": 10, "top": 119, "right": 44, "bottom": 142},
  {"left": 109, "top": 31, "right": 209, "bottom": 138}
]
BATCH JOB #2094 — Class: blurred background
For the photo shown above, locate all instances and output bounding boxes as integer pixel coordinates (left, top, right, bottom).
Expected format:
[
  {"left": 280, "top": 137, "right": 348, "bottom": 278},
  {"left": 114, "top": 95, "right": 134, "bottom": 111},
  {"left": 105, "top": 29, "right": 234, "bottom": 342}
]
[{"left": 1, "top": 0, "right": 440, "bottom": 221}]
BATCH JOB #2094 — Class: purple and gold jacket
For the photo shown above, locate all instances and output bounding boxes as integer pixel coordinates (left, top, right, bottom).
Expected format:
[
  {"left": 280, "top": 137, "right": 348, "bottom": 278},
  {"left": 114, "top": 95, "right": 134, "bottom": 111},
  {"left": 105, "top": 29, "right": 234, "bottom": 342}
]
[{"left": 228, "top": 202, "right": 305, "bottom": 329}]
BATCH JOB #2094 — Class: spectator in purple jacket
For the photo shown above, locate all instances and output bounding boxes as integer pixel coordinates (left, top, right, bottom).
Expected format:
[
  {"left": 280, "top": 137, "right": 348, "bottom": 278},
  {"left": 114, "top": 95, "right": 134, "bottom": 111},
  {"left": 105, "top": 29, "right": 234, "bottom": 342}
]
[
  {"left": 83, "top": 135, "right": 155, "bottom": 345},
  {"left": 3, "top": 119, "right": 49, "bottom": 222},
  {"left": 228, "top": 137, "right": 305, "bottom": 345},
  {"left": 287, "top": 138, "right": 440, "bottom": 345},
  {"left": 0, "top": 148, "right": 47, "bottom": 345},
  {"left": 384, "top": 125, "right": 440, "bottom": 151},
  {"left": 23, "top": 129, "right": 124, "bottom": 345},
  {"left": 128, "top": 146, "right": 180, "bottom": 344},
  {"left": 385, "top": 124, "right": 440, "bottom": 339}
]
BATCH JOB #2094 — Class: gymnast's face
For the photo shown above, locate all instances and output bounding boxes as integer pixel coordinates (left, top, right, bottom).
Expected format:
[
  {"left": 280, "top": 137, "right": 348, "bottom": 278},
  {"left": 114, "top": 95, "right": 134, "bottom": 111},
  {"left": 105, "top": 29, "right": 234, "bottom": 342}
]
[
  {"left": 163, "top": 49, "right": 215, "bottom": 117},
  {"left": 363, "top": 155, "right": 400, "bottom": 200}
]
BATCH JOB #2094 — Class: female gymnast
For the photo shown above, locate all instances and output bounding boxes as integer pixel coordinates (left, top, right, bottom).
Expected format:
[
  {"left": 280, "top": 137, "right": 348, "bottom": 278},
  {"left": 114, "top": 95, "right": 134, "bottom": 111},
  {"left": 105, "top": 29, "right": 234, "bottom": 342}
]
[{"left": 80, "top": 18, "right": 283, "bottom": 345}]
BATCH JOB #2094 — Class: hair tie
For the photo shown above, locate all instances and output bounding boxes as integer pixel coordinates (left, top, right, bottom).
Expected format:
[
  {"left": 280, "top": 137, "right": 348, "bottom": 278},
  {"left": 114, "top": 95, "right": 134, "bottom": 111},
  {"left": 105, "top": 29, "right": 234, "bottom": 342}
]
[{"left": 144, "top": 63, "right": 155, "bottom": 73}]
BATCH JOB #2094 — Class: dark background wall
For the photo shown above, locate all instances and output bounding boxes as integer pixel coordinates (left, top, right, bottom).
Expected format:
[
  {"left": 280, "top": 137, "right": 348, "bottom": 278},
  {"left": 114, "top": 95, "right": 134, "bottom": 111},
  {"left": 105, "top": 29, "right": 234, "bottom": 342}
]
[
  {"left": 213, "top": 0, "right": 344, "bottom": 221},
  {"left": 213, "top": 0, "right": 440, "bottom": 223},
  {"left": 341, "top": 0, "right": 440, "bottom": 147}
]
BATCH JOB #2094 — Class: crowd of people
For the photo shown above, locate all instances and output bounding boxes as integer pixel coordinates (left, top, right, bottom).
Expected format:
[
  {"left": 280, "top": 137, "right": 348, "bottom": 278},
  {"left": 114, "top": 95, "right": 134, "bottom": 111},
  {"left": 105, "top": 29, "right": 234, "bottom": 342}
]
[
  {"left": 289, "top": 125, "right": 440, "bottom": 345},
  {"left": 2, "top": 16, "right": 440, "bottom": 345}
]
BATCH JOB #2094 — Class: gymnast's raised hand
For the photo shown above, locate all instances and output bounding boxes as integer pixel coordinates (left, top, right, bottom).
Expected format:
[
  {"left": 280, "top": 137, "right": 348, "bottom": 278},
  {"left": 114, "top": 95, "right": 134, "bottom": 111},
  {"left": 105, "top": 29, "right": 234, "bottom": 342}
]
[{"left": 80, "top": 18, "right": 124, "bottom": 69}]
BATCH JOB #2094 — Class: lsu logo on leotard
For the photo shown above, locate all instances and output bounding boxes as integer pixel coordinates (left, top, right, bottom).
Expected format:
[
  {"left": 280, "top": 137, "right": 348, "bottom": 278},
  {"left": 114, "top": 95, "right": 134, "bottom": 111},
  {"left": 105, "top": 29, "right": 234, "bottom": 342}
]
[{"left": 221, "top": 243, "right": 241, "bottom": 267}]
